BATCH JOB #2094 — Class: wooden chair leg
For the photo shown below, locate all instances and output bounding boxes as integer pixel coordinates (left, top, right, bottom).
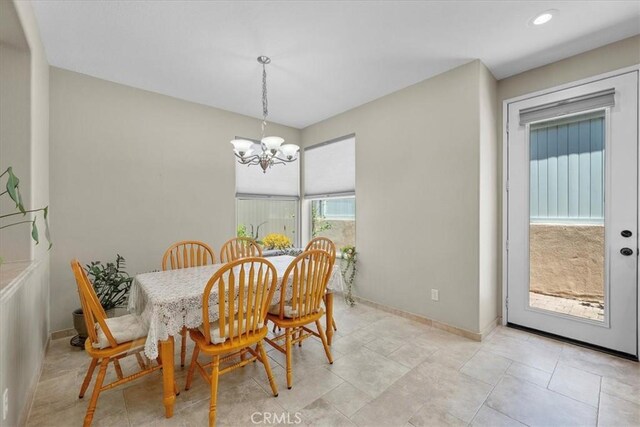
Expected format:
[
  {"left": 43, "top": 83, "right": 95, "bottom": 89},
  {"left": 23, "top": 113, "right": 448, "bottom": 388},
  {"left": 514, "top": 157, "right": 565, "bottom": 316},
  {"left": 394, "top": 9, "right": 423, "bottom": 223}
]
[
  {"left": 79, "top": 358, "right": 98, "bottom": 398},
  {"left": 135, "top": 353, "right": 146, "bottom": 370},
  {"left": 185, "top": 345, "right": 200, "bottom": 391},
  {"left": 257, "top": 341, "right": 278, "bottom": 397},
  {"left": 83, "top": 358, "right": 109, "bottom": 427},
  {"left": 180, "top": 327, "right": 187, "bottom": 368},
  {"left": 315, "top": 320, "right": 334, "bottom": 364},
  {"left": 332, "top": 318, "right": 338, "bottom": 331},
  {"left": 208, "top": 356, "right": 220, "bottom": 427},
  {"left": 113, "top": 359, "right": 124, "bottom": 380},
  {"left": 285, "top": 328, "right": 293, "bottom": 389}
]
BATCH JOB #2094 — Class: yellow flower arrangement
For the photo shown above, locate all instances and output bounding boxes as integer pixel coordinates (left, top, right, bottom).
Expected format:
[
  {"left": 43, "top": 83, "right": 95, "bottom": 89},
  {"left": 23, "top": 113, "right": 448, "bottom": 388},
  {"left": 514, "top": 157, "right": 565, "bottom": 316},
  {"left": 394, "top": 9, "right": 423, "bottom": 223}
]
[{"left": 263, "top": 233, "right": 293, "bottom": 250}]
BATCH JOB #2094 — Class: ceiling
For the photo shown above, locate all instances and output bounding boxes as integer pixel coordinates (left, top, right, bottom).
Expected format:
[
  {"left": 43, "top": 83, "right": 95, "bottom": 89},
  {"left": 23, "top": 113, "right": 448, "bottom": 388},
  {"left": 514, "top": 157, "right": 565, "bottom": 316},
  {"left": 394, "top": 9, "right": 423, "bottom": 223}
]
[{"left": 31, "top": 1, "right": 639, "bottom": 128}]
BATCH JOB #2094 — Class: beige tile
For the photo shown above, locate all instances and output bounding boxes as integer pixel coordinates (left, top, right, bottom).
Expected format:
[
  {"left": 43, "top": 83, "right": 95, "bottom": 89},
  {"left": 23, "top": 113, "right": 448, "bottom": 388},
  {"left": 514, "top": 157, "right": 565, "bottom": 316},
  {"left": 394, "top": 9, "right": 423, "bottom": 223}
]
[
  {"left": 387, "top": 341, "right": 439, "bottom": 368},
  {"left": 320, "top": 382, "right": 371, "bottom": 417},
  {"left": 364, "top": 335, "right": 406, "bottom": 356},
  {"left": 548, "top": 363, "right": 601, "bottom": 407},
  {"left": 299, "top": 398, "right": 355, "bottom": 426},
  {"left": 471, "top": 405, "right": 525, "bottom": 427},
  {"left": 401, "top": 361, "right": 493, "bottom": 422},
  {"left": 29, "top": 308, "right": 639, "bottom": 427},
  {"left": 460, "top": 350, "right": 512, "bottom": 386},
  {"left": 268, "top": 365, "right": 344, "bottom": 412},
  {"left": 350, "top": 386, "right": 424, "bottom": 427},
  {"left": 27, "top": 388, "right": 128, "bottom": 427},
  {"left": 328, "top": 347, "right": 409, "bottom": 398},
  {"left": 505, "top": 362, "right": 551, "bottom": 387},
  {"left": 598, "top": 392, "right": 640, "bottom": 427},
  {"left": 601, "top": 376, "right": 640, "bottom": 405},
  {"left": 559, "top": 345, "right": 640, "bottom": 385},
  {"left": 482, "top": 334, "right": 560, "bottom": 373},
  {"left": 486, "top": 375, "right": 597, "bottom": 426},
  {"left": 408, "top": 402, "right": 468, "bottom": 426}
]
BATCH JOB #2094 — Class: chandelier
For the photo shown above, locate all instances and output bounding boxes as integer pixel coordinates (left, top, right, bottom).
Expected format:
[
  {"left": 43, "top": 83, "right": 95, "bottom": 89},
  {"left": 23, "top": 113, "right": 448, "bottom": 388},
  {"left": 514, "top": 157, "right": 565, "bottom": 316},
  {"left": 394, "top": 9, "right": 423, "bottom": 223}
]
[{"left": 230, "top": 56, "right": 299, "bottom": 173}]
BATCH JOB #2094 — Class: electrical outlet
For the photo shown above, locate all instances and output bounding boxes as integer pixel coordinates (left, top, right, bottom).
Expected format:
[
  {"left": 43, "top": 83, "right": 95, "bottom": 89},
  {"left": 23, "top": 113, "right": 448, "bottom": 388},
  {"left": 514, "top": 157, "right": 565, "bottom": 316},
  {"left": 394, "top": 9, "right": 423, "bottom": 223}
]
[
  {"left": 3, "top": 388, "right": 8, "bottom": 421},
  {"left": 431, "top": 289, "right": 439, "bottom": 301}
]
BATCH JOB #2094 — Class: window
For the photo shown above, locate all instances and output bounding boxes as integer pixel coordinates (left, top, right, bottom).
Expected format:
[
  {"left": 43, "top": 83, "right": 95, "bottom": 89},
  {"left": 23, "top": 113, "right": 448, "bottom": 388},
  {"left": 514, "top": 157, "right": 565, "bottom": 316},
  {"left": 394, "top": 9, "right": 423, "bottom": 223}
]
[
  {"left": 305, "top": 135, "right": 355, "bottom": 250},
  {"left": 311, "top": 197, "right": 355, "bottom": 249},
  {"left": 236, "top": 198, "right": 298, "bottom": 244},
  {"left": 235, "top": 138, "right": 300, "bottom": 246}
]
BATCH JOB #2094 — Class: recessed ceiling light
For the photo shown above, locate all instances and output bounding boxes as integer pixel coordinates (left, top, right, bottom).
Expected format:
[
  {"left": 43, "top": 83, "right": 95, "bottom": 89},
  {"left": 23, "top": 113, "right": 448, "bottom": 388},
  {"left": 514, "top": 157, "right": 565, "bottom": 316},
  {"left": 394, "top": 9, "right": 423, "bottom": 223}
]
[{"left": 530, "top": 10, "right": 556, "bottom": 26}]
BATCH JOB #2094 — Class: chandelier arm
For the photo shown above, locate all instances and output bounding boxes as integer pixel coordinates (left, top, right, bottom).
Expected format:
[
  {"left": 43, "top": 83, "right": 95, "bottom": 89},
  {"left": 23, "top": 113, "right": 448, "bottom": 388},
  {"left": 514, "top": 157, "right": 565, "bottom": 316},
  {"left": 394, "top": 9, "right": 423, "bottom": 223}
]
[{"left": 271, "top": 155, "right": 297, "bottom": 163}]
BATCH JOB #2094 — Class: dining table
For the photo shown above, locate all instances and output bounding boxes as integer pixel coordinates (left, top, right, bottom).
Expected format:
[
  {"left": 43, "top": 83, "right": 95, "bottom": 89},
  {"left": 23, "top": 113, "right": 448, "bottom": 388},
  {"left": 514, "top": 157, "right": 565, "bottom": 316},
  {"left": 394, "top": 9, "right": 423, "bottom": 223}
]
[{"left": 127, "top": 255, "right": 343, "bottom": 418}]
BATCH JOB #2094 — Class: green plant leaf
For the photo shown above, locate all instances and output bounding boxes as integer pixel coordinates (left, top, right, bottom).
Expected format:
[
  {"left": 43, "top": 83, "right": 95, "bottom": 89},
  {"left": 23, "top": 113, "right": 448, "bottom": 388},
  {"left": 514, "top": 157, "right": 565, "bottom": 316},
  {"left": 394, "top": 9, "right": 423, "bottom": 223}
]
[
  {"left": 6, "top": 167, "right": 19, "bottom": 206},
  {"left": 43, "top": 206, "right": 52, "bottom": 249},
  {"left": 31, "top": 218, "right": 39, "bottom": 244}
]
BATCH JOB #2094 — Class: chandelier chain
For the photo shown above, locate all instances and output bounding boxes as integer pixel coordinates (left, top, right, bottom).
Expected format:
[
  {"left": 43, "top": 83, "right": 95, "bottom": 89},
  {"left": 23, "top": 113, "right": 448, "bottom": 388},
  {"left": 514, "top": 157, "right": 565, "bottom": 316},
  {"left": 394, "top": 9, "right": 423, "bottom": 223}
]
[{"left": 261, "top": 63, "right": 268, "bottom": 138}]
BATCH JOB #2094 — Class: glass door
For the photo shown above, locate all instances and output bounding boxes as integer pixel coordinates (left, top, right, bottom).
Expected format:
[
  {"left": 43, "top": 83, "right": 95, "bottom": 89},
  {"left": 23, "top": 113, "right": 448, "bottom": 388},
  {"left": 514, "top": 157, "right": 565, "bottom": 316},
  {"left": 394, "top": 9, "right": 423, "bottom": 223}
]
[{"left": 506, "top": 71, "right": 638, "bottom": 356}]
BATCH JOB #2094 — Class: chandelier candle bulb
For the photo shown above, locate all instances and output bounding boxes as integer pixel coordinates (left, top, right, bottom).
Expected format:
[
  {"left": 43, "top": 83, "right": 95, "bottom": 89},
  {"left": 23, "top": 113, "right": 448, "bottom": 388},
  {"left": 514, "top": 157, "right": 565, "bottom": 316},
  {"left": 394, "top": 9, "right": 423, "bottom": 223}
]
[
  {"left": 261, "top": 136, "right": 285, "bottom": 152},
  {"left": 230, "top": 139, "right": 253, "bottom": 157},
  {"left": 280, "top": 144, "right": 300, "bottom": 160}
]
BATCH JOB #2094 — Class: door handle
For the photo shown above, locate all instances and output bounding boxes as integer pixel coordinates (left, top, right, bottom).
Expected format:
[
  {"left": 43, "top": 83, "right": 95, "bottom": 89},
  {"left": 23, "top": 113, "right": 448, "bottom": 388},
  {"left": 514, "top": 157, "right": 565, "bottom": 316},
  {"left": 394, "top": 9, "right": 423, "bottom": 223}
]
[{"left": 620, "top": 247, "right": 634, "bottom": 256}]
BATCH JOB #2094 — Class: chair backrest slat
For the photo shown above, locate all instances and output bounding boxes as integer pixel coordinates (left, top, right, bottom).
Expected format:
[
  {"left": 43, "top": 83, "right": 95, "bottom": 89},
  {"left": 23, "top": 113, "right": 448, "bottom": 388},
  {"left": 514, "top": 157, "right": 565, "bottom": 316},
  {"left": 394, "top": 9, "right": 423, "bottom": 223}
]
[
  {"left": 162, "top": 240, "right": 216, "bottom": 271},
  {"left": 70, "top": 259, "right": 118, "bottom": 348},
  {"left": 276, "top": 250, "right": 333, "bottom": 321},
  {"left": 305, "top": 237, "right": 337, "bottom": 261},
  {"left": 202, "top": 257, "right": 277, "bottom": 345},
  {"left": 219, "top": 237, "right": 263, "bottom": 263}
]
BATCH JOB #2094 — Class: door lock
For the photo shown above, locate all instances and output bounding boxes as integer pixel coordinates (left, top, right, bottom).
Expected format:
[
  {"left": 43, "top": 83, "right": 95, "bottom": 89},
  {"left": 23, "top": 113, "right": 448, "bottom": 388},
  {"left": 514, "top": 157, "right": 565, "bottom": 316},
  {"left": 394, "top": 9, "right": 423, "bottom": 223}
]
[
  {"left": 621, "top": 230, "right": 633, "bottom": 238},
  {"left": 620, "top": 247, "right": 634, "bottom": 256}
]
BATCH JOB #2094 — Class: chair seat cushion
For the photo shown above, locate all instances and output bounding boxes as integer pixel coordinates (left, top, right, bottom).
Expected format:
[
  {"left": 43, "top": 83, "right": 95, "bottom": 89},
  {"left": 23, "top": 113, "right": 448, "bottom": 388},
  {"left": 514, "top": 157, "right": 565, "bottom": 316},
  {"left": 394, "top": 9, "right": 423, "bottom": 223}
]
[
  {"left": 268, "top": 302, "right": 320, "bottom": 319},
  {"left": 198, "top": 318, "right": 264, "bottom": 344},
  {"left": 268, "top": 303, "right": 299, "bottom": 318},
  {"left": 94, "top": 314, "right": 148, "bottom": 349}
]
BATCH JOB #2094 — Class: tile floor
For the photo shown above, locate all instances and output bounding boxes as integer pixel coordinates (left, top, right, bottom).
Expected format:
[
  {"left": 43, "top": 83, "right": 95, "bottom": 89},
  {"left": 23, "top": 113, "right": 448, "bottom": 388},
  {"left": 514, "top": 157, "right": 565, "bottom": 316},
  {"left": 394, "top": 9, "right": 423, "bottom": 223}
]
[
  {"left": 529, "top": 292, "right": 604, "bottom": 321},
  {"left": 27, "top": 298, "right": 639, "bottom": 426}
]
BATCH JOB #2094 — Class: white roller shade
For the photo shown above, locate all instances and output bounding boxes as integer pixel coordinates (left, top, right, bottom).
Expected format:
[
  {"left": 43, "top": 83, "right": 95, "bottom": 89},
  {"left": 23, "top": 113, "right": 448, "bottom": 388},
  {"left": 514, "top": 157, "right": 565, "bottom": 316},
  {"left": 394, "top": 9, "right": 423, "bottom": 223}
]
[
  {"left": 235, "top": 142, "right": 299, "bottom": 198},
  {"left": 519, "top": 88, "right": 615, "bottom": 125},
  {"left": 304, "top": 135, "right": 355, "bottom": 198}
]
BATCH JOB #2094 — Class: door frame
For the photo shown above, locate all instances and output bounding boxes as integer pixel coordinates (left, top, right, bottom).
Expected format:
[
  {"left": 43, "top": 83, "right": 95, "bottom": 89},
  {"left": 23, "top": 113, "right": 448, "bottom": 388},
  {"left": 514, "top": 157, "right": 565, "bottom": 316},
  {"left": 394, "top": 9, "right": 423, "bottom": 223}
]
[{"left": 502, "top": 64, "right": 640, "bottom": 355}]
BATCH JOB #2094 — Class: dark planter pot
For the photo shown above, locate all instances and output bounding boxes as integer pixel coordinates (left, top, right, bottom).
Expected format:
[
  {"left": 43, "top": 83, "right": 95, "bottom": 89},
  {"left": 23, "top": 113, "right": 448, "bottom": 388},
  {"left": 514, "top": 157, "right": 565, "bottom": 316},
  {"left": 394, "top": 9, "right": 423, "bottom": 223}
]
[
  {"left": 71, "top": 307, "right": 116, "bottom": 348},
  {"left": 72, "top": 308, "right": 88, "bottom": 340}
]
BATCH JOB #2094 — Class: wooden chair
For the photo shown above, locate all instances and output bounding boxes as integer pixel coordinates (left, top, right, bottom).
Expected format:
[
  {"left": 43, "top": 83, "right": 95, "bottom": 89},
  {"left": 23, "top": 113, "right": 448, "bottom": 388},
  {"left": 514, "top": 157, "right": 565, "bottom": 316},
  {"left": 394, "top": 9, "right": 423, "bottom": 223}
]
[
  {"left": 162, "top": 240, "right": 216, "bottom": 270},
  {"left": 184, "top": 257, "right": 279, "bottom": 426},
  {"left": 265, "top": 250, "right": 334, "bottom": 389},
  {"left": 162, "top": 240, "right": 216, "bottom": 367},
  {"left": 305, "top": 237, "right": 338, "bottom": 332},
  {"left": 219, "top": 237, "right": 263, "bottom": 263},
  {"left": 71, "top": 259, "right": 170, "bottom": 427}
]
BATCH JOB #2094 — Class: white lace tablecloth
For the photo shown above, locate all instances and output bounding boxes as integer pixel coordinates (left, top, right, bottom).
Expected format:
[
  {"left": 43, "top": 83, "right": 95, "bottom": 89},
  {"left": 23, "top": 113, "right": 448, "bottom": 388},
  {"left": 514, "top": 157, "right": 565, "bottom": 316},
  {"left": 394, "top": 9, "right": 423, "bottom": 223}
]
[{"left": 127, "top": 255, "right": 343, "bottom": 359}]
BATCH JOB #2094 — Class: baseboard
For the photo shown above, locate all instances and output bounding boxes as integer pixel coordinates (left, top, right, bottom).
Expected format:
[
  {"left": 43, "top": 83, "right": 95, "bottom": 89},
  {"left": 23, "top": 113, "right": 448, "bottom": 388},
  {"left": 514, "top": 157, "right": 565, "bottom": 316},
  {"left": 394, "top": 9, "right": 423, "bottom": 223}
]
[
  {"left": 353, "top": 295, "right": 485, "bottom": 342},
  {"left": 480, "top": 317, "right": 501, "bottom": 340},
  {"left": 19, "top": 335, "right": 50, "bottom": 427},
  {"left": 50, "top": 328, "right": 76, "bottom": 340}
]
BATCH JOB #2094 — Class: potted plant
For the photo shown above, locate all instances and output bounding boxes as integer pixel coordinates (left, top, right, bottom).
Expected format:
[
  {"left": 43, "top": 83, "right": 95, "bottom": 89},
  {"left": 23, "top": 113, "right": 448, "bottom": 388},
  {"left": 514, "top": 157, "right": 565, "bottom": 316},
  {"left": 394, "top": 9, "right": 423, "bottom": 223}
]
[
  {"left": 71, "top": 254, "right": 133, "bottom": 347},
  {"left": 262, "top": 232, "right": 296, "bottom": 257}
]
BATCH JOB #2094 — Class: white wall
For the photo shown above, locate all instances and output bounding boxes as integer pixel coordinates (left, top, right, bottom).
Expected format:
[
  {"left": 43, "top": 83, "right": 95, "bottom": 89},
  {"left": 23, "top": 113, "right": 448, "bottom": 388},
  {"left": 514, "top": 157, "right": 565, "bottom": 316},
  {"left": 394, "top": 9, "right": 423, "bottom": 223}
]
[
  {"left": 301, "top": 60, "right": 496, "bottom": 334},
  {"left": 478, "top": 63, "right": 499, "bottom": 333},
  {"left": 0, "top": 0, "right": 50, "bottom": 425},
  {"left": 49, "top": 68, "right": 301, "bottom": 331},
  {"left": 0, "top": 37, "right": 31, "bottom": 263}
]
